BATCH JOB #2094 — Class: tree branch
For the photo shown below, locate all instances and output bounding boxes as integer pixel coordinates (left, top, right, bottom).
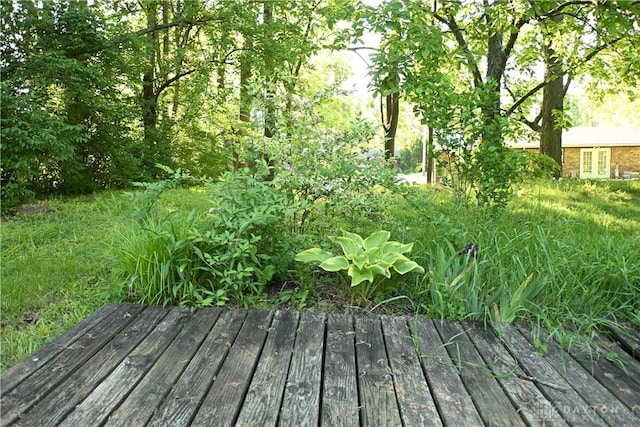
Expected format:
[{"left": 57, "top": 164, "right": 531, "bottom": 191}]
[
  {"left": 503, "top": 80, "right": 518, "bottom": 103},
  {"left": 522, "top": 116, "right": 542, "bottom": 132},
  {"left": 507, "top": 37, "right": 623, "bottom": 116},
  {"left": 154, "top": 69, "right": 197, "bottom": 99},
  {"left": 530, "top": 0, "right": 594, "bottom": 21},
  {"left": 503, "top": 15, "right": 529, "bottom": 61},
  {"left": 433, "top": 12, "right": 483, "bottom": 88},
  {"left": 562, "top": 75, "right": 573, "bottom": 98},
  {"left": 507, "top": 75, "right": 559, "bottom": 117},
  {"left": 153, "top": 47, "right": 245, "bottom": 99},
  {"left": 135, "top": 18, "right": 219, "bottom": 37}
]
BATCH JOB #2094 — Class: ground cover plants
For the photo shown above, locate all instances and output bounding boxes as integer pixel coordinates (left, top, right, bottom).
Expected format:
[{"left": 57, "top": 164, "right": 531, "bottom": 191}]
[
  {"left": 296, "top": 229, "right": 425, "bottom": 302},
  {"left": 2, "top": 177, "right": 639, "bottom": 372}
]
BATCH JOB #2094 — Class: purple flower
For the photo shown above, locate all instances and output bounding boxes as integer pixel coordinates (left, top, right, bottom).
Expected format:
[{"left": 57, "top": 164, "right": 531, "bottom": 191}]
[{"left": 459, "top": 242, "right": 479, "bottom": 258}]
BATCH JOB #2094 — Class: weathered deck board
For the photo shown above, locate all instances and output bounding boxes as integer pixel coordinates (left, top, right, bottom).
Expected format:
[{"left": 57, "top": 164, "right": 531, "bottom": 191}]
[
  {"left": 591, "top": 331, "right": 640, "bottom": 387},
  {"left": 321, "top": 314, "right": 359, "bottom": 426},
  {"left": 146, "top": 309, "right": 247, "bottom": 427},
  {"left": 567, "top": 331, "right": 640, "bottom": 414},
  {"left": 381, "top": 316, "right": 441, "bottom": 426},
  {"left": 104, "top": 307, "right": 222, "bottom": 426},
  {"left": 496, "top": 324, "right": 606, "bottom": 426},
  {"left": 59, "top": 307, "right": 191, "bottom": 426},
  {"left": 190, "top": 310, "right": 273, "bottom": 426},
  {"left": 411, "top": 318, "right": 485, "bottom": 426},
  {"left": 235, "top": 310, "right": 298, "bottom": 427},
  {"left": 2, "top": 305, "right": 639, "bottom": 427},
  {"left": 355, "top": 315, "right": 402, "bottom": 426},
  {"left": 435, "top": 321, "right": 526, "bottom": 426},
  {"left": 0, "top": 303, "right": 120, "bottom": 392},
  {"left": 463, "top": 321, "right": 568, "bottom": 426},
  {"left": 279, "top": 312, "right": 326, "bottom": 426},
  {"left": 13, "top": 305, "right": 167, "bottom": 427},
  {"left": 605, "top": 317, "right": 640, "bottom": 361},
  {"left": 517, "top": 324, "right": 640, "bottom": 426},
  {"left": 1, "top": 304, "right": 147, "bottom": 426}
]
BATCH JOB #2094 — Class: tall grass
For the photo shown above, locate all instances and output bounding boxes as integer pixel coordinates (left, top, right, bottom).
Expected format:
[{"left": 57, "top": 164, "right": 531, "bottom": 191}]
[
  {"left": 112, "top": 212, "right": 207, "bottom": 306},
  {"left": 390, "top": 179, "right": 640, "bottom": 338},
  {"left": 1, "top": 179, "right": 638, "bottom": 372},
  {"left": 1, "top": 193, "right": 125, "bottom": 371}
]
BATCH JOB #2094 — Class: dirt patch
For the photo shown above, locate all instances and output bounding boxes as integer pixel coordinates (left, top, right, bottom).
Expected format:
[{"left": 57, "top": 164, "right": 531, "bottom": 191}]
[
  {"left": 5, "top": 202, "right": 52, "bottom": 221},
  {"left": 265, "top": 278, "right": 413, "bottom": 317},
  {"left": 0, "top": 311, "right": 40, "bottom": 330}
]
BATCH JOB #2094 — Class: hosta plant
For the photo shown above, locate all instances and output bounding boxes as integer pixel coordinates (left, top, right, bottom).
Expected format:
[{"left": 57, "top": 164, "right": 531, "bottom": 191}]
[{"left": 295, "top": 230, "right": 425, "bottom": 301}]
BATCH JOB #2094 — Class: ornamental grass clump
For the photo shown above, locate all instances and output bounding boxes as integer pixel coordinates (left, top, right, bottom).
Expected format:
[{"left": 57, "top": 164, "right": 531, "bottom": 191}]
[{"left": 295, "top": 229, "right": 425, "bottom": 301}]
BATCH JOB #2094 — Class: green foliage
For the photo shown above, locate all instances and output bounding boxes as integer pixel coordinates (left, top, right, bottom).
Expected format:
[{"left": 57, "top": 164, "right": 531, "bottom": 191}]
[
  {"left": 473, "top": 141, "right": 527, "bottom": 208},
  {"left": 518, "top": 151, "right": 561, "bottom": 179},
  {"left": 206, "top": 164, "right": 303, "bottom": 280},
  {"left": 296, "top": 229, "right": 424, "bottom": 301},
  {"left": 126, "top": 164, "right": 201, "bottom": 217},
  {"left": 172, "top": 121, "right": 229, "bottom": 179},
  {"left": 114, "top": 212, "right": 215, "bottom": 307},
  {"left": 0, "top": 81, "right": 80, "bottom": 211},
  {"left": 114, "top": 165, "right": 302, "bottom": 307},
  {"left": 0, "top": 1, "right": 142, "bottom": 209},
  {"left": 2, "top": 0, "right": 639, "bottom": 371},
  {"left": 364, "top": 0, "right": 640, "bottom": 207},
  {"left": 396, "top": 180, "right": 640, "bottom": 331},
  {"left": 115, "top": 107, "right": 400, "bottom": 308},
  {"left": 396, "top": 138, "right": 424, "bottom": 173},
  {"left": 240, "top": 109, "right": 397, "bottom": 233},
  {"left": 418, "top": 243, "right": 487, "bottom": 320},
  {"left": 0, "top": 193, "right": 123, "bottom": 372},
  {"left": 3, "top": 180, "right": 639, "bottom": 373}
]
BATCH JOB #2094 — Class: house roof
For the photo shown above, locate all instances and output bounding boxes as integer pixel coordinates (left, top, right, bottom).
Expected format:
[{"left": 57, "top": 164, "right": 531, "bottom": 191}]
[{"left": 510, "top": 126, "right": 640, "bottom": 148}]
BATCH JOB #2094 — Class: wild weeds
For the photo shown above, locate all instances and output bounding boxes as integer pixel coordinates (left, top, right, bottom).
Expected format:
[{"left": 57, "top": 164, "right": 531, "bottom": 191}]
[{"left": 396, "top": 180, "right": 639, "bottom": 339}]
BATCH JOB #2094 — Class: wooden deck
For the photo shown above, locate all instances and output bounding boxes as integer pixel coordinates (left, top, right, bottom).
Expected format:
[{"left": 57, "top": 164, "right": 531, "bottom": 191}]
[{"left": 1, "top": 304, "right": 639, "bottom": 426}]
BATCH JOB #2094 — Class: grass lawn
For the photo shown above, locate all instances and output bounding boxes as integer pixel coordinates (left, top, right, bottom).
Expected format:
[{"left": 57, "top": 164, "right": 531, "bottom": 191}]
[{"left": 1, "top": 179, "right": 639, "bottom": 372}]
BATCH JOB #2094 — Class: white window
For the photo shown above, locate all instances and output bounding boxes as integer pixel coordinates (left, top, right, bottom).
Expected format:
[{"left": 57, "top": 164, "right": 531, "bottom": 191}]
[{"left": 580, "top": 148, "right": 610, "bottom": 179}]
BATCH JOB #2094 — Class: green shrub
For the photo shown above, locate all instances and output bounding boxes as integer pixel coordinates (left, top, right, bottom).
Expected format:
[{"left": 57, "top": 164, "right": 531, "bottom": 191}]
[
  {"left": 249, "top": 118, "right": 399, "bottom": 233},
  {"left": 114, "top": 164, "right": 304, "bottom": 307}
]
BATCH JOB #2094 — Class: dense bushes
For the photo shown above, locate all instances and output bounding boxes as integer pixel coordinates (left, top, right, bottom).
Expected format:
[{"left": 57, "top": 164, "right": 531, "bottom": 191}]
[
  {"left": 114, "top": 121, "right": 399, "bottom": 307},
  {"left": 1, "top": 2, "right": 147, "bottom": 211},
  {"left": 115, "top": 166, "right": 292, "bottom": 307},
  {"left": 113, "top": 152, "right": 640, "bottom": 341}
]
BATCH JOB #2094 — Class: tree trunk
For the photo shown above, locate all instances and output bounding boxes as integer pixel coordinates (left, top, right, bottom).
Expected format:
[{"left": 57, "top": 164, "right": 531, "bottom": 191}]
[
  {"left": 540, "top": 15, "right": 564, "bottom": 179},
  {"left": 540, "top": 62, "right": 563, "bottom": 178},
  {"left": 381, "top": 73, "right": 400, "bottom": 162},
  {"left": 482, "top": 31, "right": 506, "bottom": 144},
  {"left": 263, "top": 1, "right": 275, "bottom": 139},
  {"left": 142, "top": 1, "right": 159, "bottom": 173},
  {"left": 426, "top": 126, "right": 434, "bottom": 183},
  {"left": 239, "top": 49, "right": 252, "bottom": 125},
  {"left": 234, "top": 42, "right": 252, "bottom": 170}
]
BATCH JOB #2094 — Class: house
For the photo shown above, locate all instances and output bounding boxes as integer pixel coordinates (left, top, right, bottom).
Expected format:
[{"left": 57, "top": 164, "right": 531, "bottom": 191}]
[{"left": 509, "top": 127, "right": 640, "bottom": 179}]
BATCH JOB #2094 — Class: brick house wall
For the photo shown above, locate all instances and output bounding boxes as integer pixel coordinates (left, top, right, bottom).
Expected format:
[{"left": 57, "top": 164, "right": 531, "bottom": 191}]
[
  {"left": 562, "top": 147, "right": 580, "bottom": 178},
  {"left": 563, "top": 146, "right": 640, "bottom": 178},
  {"left": 515, "top": 145, "right": 640, "bottom": 178},
  {"left": 612, "top": 146, "right": 640, "bottom": 176},
  {"left": 508, "top": 127, "right": 640, "bottom": 179}
]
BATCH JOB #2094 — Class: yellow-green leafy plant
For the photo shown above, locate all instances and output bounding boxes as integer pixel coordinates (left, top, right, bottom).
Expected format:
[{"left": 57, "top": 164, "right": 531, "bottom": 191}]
[{"left": 295, "top": 230, "right": 425, "bottom": 301}]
